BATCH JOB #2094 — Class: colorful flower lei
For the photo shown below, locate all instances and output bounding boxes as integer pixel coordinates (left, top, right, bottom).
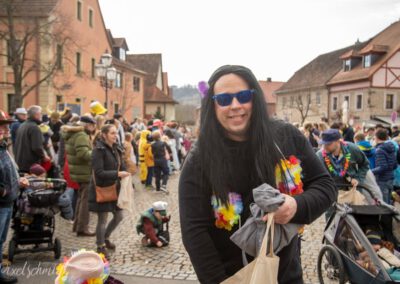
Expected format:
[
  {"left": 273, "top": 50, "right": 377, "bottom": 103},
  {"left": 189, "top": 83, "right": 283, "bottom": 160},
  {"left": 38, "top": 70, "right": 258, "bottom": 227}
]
[
  {"left": 275, "top": 155, "right": 304, "bottom": 196},
  {"left": 55, "top": 249, "right": 110, "bottom": 284},
  {"left": 322, "top": 142, "right": 351, "bottom": 177},
  {"left": 211, "top": 192, "right": 243, "bottom": 231}
]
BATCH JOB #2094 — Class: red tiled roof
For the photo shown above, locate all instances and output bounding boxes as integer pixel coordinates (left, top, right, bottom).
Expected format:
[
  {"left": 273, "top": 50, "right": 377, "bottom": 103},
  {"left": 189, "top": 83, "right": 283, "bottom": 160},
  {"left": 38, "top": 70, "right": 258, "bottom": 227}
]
[
  {"left": 126, "top": 54, "right": 162, "bottom": 86},
  {"left": 328, "top": 21, "right": 400, "bottom": 86},
  {"left": 145, "top": 86, "right": 178, "bottom": 104},
  {"left": 0, "top": 0, "right": 58, "bottom": 17},
  {"left": 340, "top": 49, "right": 362, "bottom": 59},
  {"left": 259, "top": 80, "right": 284, "bottom": 104}
]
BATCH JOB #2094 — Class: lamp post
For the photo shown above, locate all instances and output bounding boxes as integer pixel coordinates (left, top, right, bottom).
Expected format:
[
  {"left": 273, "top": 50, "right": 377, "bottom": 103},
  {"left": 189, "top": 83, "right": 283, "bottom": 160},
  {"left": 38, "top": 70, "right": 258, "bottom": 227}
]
[{"left": 95, "top": 52, "right": 117, "bottom": 110}]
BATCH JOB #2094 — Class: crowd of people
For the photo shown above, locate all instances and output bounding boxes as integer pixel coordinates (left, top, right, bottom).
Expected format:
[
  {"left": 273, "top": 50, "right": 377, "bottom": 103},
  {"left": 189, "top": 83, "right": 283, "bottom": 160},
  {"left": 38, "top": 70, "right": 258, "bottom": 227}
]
[
  {"left": 300, "top": 121, "right": 400, "bottom": 205},
  {"left": 0, "top": 101, "right": 193, "bottom": 283}
]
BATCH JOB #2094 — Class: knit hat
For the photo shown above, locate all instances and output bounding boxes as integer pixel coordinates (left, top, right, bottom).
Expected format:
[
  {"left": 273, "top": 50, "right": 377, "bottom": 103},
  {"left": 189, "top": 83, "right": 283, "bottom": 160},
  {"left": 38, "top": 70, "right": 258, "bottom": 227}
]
[
  {"left": 153, "top": 201, "right": 168, "bottom": 216},
  {"left": 15, "top": 108, "right": 27, "bottom": 115},
  {"left": 90, "top": 101, "right": 107, "bottom": 116},
  {"left": 80, "top": 115, "right": 96, "bottom": 124},
  {"left": 366, "top": 230, "right": 383, "bottom": 245},
  {"left": 55, "top": 250, "right": 110, "bottom": 284},
  {"left": 29, "top": 164, "right": 46, "bottom": 176}
]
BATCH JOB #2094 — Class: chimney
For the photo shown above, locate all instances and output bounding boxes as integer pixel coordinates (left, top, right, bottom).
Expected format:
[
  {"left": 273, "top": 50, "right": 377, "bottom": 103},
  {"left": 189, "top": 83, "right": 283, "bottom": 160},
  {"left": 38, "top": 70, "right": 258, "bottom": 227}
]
[{"left": 267, "top": 77, "right": 272, "bottom": 82}]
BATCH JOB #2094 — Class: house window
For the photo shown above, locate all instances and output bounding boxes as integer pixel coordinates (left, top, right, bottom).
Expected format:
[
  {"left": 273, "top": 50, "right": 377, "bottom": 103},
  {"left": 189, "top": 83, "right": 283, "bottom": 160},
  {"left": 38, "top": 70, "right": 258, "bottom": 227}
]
[
  {"left": 77, "top": 1, "right": 82, "bottom": 21},
  {"left": 282, "top": 97, "right": 287, "bottom": 109},
  {"left": 344, "top": 95, "right": 350, "bottom": 109},
  {"left": 119, "top": 48, "right": 126, "bottom": 61},
  {"left": 7, "top": 94, "right": 15, "bottom": 113},
  {"left": 91, "top": 58, "right": 95, "bottom": 78},
  {"left": 56, "top": 44, "right": 63, "bottom": 70},
  {"left": 290, "top": 96, "right": 294, "bottom": 107},
  {"left": 7, "top": 40, "right": 21, "bottom": 66},
  {"left": 76, "top": 52, "right": 81, "bottom": 74},
  {"left": 385, "top": 94, "right": 394, "bottom": 110},
  {"left": 115, "top": 72, "right": 123, "bottom": 88},
  {"left": 343, "top": 59, "right": 351, "bottom": 71},
  {"left": 316, "top": 92, "right": 321, "bottom": 105},
  {"left": 333, "top": 97, "right": 338, "bottom": 111},
  {"left": 114, "top": 103, "right": 119, "bottom": 114},
  {"left": 363, "top": 54, "right": 371, "bottom": 68},
  {"left": 133, "top": 76, "right": 140, "bottom": 91},
  {"left": 356, "top": 94, "right": 363, "bottom": 110},
  {"left": 88, "top": 9, "right": 94, "bottom": 28},
  {"left": 56, "top": 95, "right": 63, "bottom": 103}
]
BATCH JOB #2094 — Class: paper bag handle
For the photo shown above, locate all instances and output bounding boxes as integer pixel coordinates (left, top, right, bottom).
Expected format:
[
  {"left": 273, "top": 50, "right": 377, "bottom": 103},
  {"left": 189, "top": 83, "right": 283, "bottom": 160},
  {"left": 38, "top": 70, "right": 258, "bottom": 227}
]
[{"left": 259, "top": 212, "right": 275, "bottom": 257}]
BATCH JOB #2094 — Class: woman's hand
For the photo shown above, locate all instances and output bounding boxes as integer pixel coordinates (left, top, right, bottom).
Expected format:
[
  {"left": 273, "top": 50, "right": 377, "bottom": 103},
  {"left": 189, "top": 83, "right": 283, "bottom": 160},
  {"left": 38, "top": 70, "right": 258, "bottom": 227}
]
[
  {"left": 262, "top": 194, "right": 297, "bottom": 224},
  {"left": 118, "top": 171, "right": 130, "bottom": 178}
]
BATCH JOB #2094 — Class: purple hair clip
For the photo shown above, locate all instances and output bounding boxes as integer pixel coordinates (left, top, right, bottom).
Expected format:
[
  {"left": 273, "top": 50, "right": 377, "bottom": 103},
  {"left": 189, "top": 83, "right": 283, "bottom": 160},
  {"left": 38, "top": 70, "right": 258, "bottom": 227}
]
[{"left": 198, "top": 81, "right": 209, "bottom": 99}]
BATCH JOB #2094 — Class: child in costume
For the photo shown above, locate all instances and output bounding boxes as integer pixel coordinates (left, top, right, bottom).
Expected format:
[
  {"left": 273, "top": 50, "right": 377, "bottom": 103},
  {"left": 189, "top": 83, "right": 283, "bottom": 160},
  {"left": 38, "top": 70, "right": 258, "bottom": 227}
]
[{"left": 138, "top": 130, "right": 154, "bottom": 189}]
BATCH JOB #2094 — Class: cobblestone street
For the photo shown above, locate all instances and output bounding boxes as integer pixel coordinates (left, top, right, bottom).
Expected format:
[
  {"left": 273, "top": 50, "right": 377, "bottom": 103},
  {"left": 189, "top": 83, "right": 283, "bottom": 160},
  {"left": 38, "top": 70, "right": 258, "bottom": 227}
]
[{"left": 5, "top": 172, "right": 327, "bottom": 283}]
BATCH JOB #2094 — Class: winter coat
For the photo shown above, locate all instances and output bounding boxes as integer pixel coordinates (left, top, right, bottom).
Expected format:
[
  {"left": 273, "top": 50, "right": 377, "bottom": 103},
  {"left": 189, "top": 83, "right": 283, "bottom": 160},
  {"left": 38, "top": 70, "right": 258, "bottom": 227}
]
[
  {"left": 88, "top": 139, "right": 125, "bottom": 212},
  {"left": 151, "top": 140, "right": 172, "bottom": 162},
  {"left": 357, "top": 140, "right": 376, "bottom": 169},
  {"left": 61, "top": 125, "right": 92, "bottom": 183},
  {"left": 13, "top": 119, "right": 45, "bottom": 172},
  {"left": 373, "top": 141, "right": 398, "bottom": 182},
  {"left": 10, "top": 118, "right": 25, "bottom": 144},
  {"left": 0, "top": 141, "right": 19, "bottom": 207},
  {"left": 123, "top": 141, "right": 137, "bottom": 175},
  {"left": 139, "top": 130, "right": 154, "bottom": 167}
]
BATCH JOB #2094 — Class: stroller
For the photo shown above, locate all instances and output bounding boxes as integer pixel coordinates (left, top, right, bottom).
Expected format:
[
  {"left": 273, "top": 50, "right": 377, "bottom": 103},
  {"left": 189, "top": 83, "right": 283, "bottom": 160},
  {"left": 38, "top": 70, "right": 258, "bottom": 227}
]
[
  {"left": 8, "top": 178, "right": 67, "bottom": 261},
  {"left": 317, "top": 183, "right": 400, "bottom": 283}
]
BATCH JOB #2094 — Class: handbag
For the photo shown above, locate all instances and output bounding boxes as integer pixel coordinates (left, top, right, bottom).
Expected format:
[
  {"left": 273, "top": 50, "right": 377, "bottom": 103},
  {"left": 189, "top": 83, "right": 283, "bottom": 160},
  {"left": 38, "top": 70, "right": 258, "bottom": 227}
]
[
  {"left": 222, "top": 213, "right": 280, "bottom": 284},
  {"left": 93, "top": 155, "right": 120, "bottom": 203}
]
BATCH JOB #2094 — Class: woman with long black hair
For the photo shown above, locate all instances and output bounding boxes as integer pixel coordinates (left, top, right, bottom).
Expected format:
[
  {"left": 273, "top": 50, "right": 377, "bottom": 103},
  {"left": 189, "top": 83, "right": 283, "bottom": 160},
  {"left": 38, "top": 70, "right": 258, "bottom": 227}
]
[{"left": 179, "top": 65, "right": 336, "bottom": 284}]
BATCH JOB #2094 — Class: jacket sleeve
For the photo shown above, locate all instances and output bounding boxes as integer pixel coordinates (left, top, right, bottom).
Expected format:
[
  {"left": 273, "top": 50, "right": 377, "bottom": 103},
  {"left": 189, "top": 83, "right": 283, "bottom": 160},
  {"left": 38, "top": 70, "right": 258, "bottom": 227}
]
[
  {"left": 92, "top": 148, "right": 118, "bottom": 182},
  {"left": 143, "top": 218, "right": 160, "bottom": 244},
  {"left": 74, "top": 134, "right": 92, "bottom": 162},
  {"left": 179, "top": 152, "right": 228, "bottom": 284},
  {"left": 372, "top": 148, "right": 387, "bottom": 175},
  {"left": 30, "top": 126, "right": 45, "bottom": 159},
  {"left": 350, "top": 144, "right": 369, "bottom": 182},
  {"left": 289, "top": 126, "right": 337, "bottom": 225}
]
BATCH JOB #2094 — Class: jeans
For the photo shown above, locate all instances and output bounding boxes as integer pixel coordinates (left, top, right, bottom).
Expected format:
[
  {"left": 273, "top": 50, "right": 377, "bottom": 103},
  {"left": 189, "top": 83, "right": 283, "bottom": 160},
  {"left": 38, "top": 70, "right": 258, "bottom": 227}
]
[
  {"left": 96, "top": 210, "right": 124, "bottom": 246},
  {"left": 146, "top": 167, "right": 154, "bottom": 186},
  {"left": 154, "top": 159, "right": 169, "bottom": 190},
  {"left": 378, "top": 179, "right": 394, "bottom": 204},
  {"left": 0, "top": 206, "right": 12, "bottom": 276},
  {"left": 65, "top": 187, "right": 78, "bottom": 219}
]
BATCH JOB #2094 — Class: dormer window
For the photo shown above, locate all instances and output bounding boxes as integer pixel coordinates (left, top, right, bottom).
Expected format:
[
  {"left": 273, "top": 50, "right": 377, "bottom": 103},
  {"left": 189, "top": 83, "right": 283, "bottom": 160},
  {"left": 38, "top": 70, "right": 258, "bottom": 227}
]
[
  {"left": 119, "top": 48, "right": 126, "bottom": 61},
  {"left": 344, "top": 59, "right": 352, "bottom": 71},
  {"left": 363, "top": 54, "right": 372, "bottom": 68}
]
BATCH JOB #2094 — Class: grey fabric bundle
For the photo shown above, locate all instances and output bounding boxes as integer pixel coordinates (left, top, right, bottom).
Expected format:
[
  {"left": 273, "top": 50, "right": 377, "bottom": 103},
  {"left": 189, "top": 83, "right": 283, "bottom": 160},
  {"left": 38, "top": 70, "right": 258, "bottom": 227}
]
[{"left": 230, "top": 183, "right": 301, "bottom": 257}]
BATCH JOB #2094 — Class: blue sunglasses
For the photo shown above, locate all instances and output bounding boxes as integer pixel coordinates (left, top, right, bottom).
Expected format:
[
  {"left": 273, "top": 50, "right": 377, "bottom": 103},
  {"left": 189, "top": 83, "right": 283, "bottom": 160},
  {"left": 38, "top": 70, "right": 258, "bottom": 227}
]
[{"left": 212, "top": 89, "right": 254, "bottom": 107}]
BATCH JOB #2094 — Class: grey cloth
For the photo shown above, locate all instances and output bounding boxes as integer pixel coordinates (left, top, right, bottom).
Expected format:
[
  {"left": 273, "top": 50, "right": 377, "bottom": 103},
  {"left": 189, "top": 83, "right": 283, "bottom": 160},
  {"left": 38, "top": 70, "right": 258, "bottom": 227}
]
[{"left": 230, "top": 183, "right": 301, "bottom": 257}]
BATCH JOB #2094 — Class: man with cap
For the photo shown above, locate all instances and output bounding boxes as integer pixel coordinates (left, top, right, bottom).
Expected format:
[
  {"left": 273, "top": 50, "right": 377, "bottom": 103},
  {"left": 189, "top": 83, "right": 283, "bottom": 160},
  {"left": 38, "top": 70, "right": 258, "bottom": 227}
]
[
  {"left": 317, "top": 129, "right": 369, "bottom": 186},
  {"left": 10, "top": 107, "right": 27, "bottom": 144},
  {"left": 0, "top": 110, "right": 28, "bottom": 283},
  {"left": 61, "top": 116, "right": 96, "bottom": 236},
  {"left": 136, "top": 201, "right": 169, "bottom": 248},
  {"left": 13, "top": 105, "right": 48, "bottom": 173}
]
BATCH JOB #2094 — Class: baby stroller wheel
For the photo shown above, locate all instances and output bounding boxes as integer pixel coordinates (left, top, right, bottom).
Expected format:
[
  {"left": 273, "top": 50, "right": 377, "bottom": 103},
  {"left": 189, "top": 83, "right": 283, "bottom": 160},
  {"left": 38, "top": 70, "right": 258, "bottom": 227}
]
[
  {"left": 54, "top": 238, "right": 61, "bottom": 259},
  {"left": 7, "top": 240, "right": 16, "bottom": 262},
  {"left": 318, "top": 245, "right": 346, "bottom": 284}
]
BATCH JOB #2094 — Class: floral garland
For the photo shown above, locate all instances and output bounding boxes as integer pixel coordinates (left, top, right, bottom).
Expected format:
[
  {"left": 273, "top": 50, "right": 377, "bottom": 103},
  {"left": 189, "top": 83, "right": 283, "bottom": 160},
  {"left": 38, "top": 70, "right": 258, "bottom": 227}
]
[
  {"left": 211, "top": 192, "right": 243, "bottom": 231},
  {"left": 275, "top": 155, "right": 304, "bottom": 196},
  {"left": 322, "top": 142, "right": 351, "bottom": 177},
  {"left": 55, "top": 249, "right": 110, "bottom": 284}
]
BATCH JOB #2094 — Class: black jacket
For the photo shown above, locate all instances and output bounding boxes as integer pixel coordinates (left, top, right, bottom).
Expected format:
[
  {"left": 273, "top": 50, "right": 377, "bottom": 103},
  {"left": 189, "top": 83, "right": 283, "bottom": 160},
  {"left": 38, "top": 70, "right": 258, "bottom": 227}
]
[
  {"left": 151, "top": 140, "right": 172, "bottom": 162},
  {"left": 179, "top": 120, "right": 336, "bottom": 284},
  {"left": 88, "top": 139, "right": 125, "bottom": 212},
  {"left": 13, "top": 119, "right": 45, "bottom": 172}
]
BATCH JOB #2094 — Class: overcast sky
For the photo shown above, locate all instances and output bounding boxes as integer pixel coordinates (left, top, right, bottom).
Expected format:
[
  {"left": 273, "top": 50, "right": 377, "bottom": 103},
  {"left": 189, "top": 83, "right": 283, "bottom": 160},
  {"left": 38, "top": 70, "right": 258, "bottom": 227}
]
[{"left": 99, "top": 0, "right": 400, "bottom": 87}]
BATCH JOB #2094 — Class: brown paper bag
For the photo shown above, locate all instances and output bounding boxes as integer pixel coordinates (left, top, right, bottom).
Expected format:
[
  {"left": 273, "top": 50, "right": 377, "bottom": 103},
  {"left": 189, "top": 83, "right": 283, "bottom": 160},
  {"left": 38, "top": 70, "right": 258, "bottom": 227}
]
[
  {"left": 222, "top": 213, "right": 280, "bottom": 284},
  {"left": 338, "top": 186, "right": 367, "bottom": 205}
]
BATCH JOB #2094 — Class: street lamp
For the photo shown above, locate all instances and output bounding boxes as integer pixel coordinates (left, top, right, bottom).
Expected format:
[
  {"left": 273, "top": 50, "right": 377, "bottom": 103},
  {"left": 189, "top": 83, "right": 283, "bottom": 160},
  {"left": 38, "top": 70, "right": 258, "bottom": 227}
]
[{"left": 95, "top": 51, "right": 117, "bottom": 109}]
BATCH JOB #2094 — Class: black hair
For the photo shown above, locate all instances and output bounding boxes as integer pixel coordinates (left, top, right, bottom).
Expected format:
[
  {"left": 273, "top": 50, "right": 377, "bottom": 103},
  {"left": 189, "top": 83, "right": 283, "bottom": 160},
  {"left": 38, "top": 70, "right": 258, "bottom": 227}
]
[
  {"left": 375, "top": 128, "right": 389, "bottom": 140},
  {"left": 198, "top": 65, "right": 282, "bottom": 205}
]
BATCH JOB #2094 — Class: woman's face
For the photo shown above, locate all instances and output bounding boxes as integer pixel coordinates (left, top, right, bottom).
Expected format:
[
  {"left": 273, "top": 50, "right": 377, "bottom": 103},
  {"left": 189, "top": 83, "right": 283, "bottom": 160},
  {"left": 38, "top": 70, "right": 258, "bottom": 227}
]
[
  {"left": 213, "top": 73, "right": 252, "bottom": 142},
  {"left": 0, "top": 124, "right": 10, "bottom": 140},
  {"left": 103, "top": 126, "right": 118, "bottom": 145}
]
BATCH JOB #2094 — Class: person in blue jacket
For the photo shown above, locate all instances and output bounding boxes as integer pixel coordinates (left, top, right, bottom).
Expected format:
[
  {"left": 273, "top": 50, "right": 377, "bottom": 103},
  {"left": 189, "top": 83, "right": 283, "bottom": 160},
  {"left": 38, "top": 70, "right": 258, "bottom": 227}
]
[
  {"left": 354, "top": 132, "right": 376, "bottom": 169},
  {"left": 372, "top": 128, "right": 398, "bottom": 204}
]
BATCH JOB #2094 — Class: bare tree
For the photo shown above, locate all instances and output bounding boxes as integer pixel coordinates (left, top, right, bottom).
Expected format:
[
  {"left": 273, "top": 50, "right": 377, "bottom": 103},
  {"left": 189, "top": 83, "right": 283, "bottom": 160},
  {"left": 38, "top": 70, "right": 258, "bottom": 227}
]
[
  {"left": 294, "top": 92, "right": 311, "bottom": 126},
  {"left": 0, "top": 0, "right": 76, "bottom": 111}
]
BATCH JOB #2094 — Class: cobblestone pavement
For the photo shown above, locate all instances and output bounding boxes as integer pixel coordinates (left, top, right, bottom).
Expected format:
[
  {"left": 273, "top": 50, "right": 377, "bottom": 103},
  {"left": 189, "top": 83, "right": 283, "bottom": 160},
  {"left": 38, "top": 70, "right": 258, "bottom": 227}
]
[{"left": 4, "top": 171, "right": 327, "bottom": 283}]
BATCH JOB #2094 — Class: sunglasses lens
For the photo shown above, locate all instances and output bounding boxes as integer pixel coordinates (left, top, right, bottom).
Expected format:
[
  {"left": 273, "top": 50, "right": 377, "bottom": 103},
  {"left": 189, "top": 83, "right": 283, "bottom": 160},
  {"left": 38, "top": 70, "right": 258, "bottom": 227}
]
[
  {"left": 236, "top": 90, "right": 253, "bottom": 104},
  {"left": 216, "top": 94, "right": 233, "bottom": 106}
]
